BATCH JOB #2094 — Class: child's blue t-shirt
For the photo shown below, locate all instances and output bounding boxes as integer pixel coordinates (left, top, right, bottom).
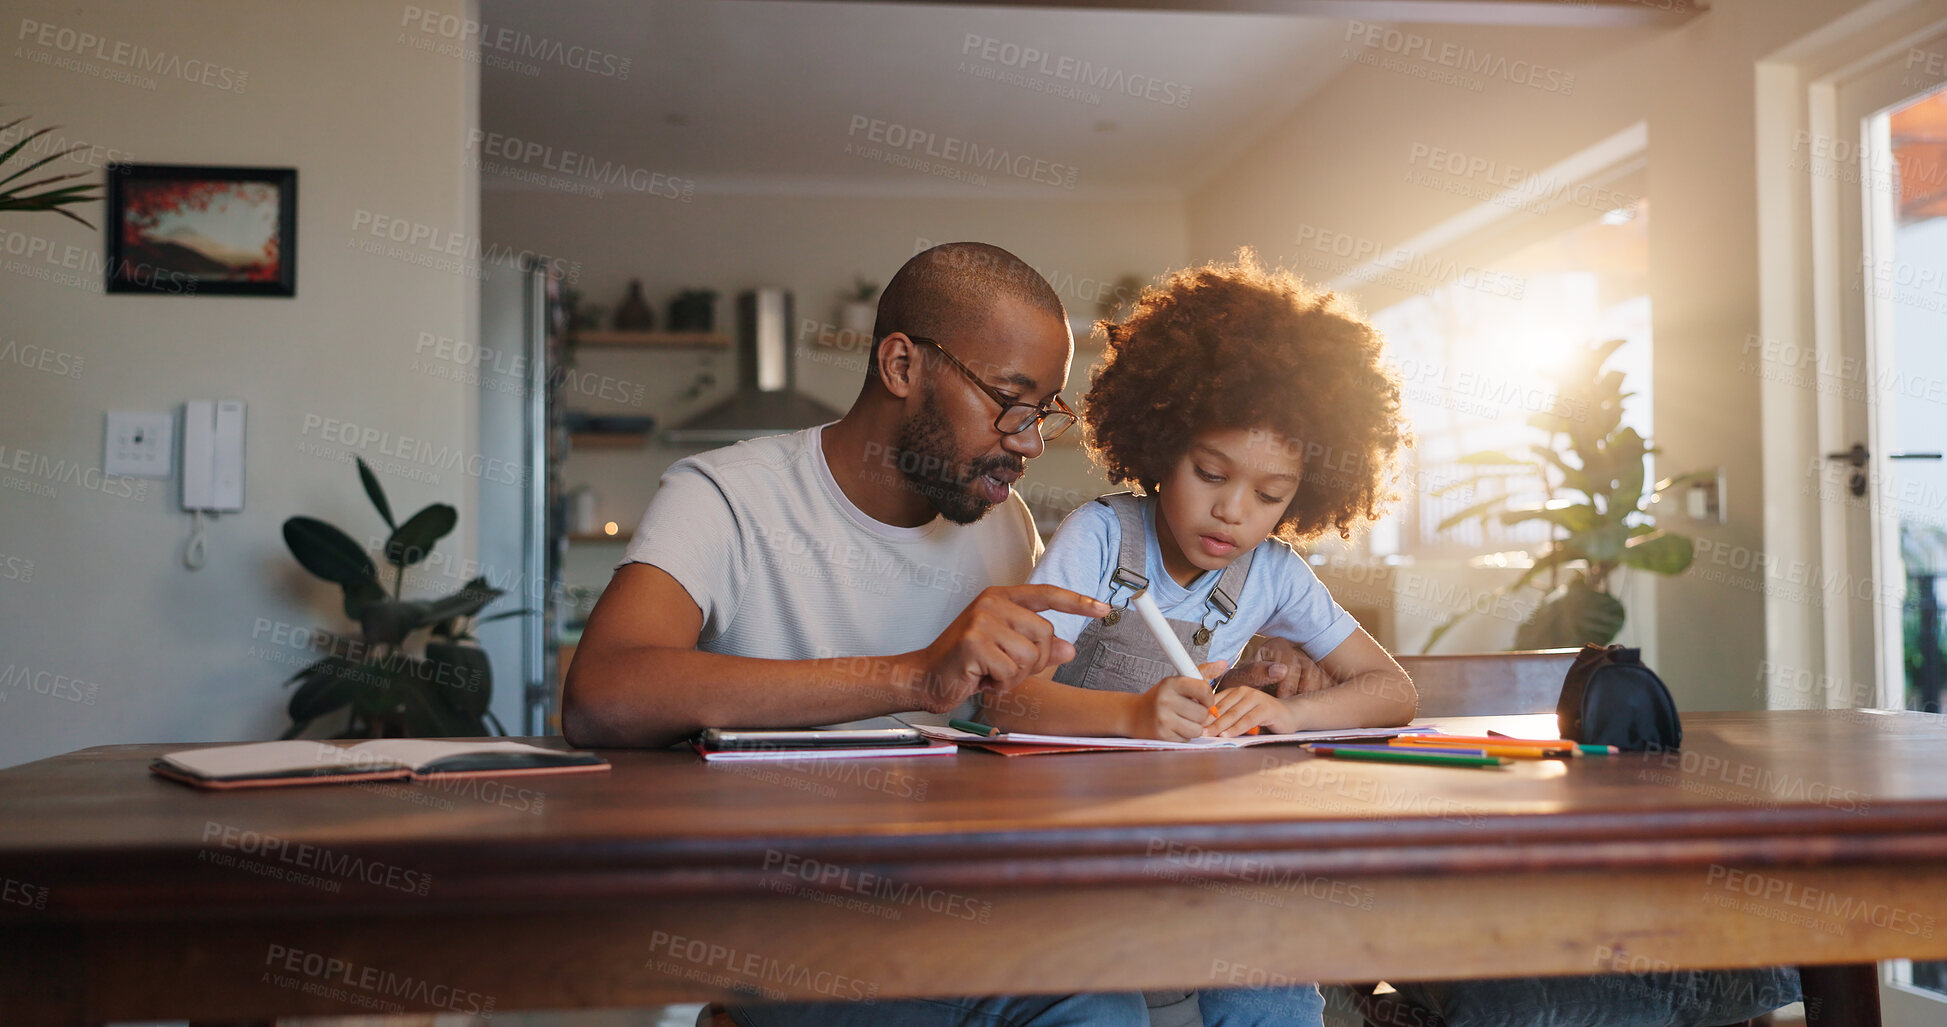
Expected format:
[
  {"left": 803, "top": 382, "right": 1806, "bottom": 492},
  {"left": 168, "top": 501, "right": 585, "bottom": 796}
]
[{"left": 1028, "top": 498, "right": 1360, "bottom": 673}]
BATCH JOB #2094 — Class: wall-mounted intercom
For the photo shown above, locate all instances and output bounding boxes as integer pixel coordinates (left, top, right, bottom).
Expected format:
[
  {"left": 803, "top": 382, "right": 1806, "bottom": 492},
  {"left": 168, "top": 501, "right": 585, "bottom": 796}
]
[{"left": 181, "top": 400, "right": 245, "bottom": 513}]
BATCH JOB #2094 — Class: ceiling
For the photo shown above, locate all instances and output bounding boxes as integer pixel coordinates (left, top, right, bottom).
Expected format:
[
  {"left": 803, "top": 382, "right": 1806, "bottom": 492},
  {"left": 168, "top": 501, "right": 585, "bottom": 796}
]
[{"left": 478, "top": 0, "right": 1352, "bottom": 198}]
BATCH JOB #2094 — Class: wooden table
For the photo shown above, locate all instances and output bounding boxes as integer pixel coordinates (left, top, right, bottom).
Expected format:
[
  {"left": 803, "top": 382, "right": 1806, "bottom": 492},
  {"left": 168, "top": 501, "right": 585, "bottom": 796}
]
[{"left": 2, "top": 711, "right": 1943, "bottom": 1024}]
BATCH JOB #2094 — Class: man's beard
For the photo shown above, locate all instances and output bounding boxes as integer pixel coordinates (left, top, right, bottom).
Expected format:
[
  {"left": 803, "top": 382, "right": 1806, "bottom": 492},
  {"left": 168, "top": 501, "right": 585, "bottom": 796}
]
[{"left": 891, "top": 399, "right": 1024, "bottom": 525}]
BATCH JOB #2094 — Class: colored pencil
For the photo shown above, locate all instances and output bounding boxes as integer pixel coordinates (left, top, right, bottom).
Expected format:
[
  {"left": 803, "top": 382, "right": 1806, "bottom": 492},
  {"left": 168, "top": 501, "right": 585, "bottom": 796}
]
[
  {"left": 1388, "top": 738, "right": 1574, "bottom": 759},
  {"left": 1410, "top": 734, "right": 1608, "bottom": 754},
  {"left": 947, "top": 718, "right": 1000, "bottom": 737},
  {"left": 1382, "top": 741, "right": 1566, "bottom": 760},
  {"left": 1309, "top": 745, "right": 1509, "bottom": 768}
]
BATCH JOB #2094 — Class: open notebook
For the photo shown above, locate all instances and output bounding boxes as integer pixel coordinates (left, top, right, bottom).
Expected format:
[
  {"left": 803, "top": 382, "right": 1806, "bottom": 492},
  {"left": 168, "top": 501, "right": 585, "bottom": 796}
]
[
  {"left": 150, "top": 739, "right": 609, "bottom": 790},
  {"left": 905, "top": 718, "right": 1428, "bottom": 755}
]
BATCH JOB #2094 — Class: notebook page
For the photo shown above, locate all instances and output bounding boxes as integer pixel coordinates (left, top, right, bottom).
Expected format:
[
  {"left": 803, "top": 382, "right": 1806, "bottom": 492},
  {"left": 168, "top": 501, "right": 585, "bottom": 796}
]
[
  {"left": 348, "top": 739, "right": 569, "bottom": 771},
  {"left": 159, "top": 741, "right": 388, "bottom": 779}
]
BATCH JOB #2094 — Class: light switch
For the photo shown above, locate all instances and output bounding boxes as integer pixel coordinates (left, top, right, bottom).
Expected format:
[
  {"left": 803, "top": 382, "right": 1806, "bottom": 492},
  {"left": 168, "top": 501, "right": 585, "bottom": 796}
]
[
  {"left": 1685, "top": 469, "right": 1725, "bottom": 524},
  {"left": 105, "top": 411, "right": 175, "bottom": 478}
]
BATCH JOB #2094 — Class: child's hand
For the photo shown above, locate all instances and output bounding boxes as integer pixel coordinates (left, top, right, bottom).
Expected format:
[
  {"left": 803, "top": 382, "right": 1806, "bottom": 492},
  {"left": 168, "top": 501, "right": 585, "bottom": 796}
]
[
  {"left": 1128, "top": 660, "right": 1227, "bottom": 741},
  {"left": 1207, "top": 685, "right": 1300, "bottom": 737}
]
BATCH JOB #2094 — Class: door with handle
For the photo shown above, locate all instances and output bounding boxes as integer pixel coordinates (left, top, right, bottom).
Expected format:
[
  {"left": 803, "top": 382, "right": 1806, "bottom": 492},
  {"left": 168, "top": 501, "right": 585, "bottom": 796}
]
[{"left": 1811, "top": 23, "right": 1947, "bottom": 1022}]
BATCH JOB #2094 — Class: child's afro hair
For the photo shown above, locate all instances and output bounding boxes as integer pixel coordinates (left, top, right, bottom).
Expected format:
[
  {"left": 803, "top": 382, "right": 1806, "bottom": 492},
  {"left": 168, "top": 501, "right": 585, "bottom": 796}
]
[{"left": 1083, "top": 250, "right": 1409, "bottom": 543}]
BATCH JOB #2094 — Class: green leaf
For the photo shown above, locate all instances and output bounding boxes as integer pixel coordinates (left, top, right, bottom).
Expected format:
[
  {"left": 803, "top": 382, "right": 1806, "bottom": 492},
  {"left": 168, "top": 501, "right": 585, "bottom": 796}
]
[
  {"left": 1514, "top": 579, "right": 1626, "bottom": 648},
  {"left": 286, "top": 656, "right": 366, "bottom": 723},
  {"left": 1501, "top": 504, "right": 1599, "bottom": 534},
  {"left": 360, "top": 599, "right": 431, "bottom": 646},
  {"left": 1436, "top": 494, "right": 1515, "bottom": 534},
  {"left": 0, "top": 127, "right": 58, "bottom": 187},
  {"left": 283, "top": 516, "right": 378, "bottom": 586},
  {"left": 420, "top": 576, "right": 504, "bottom": 625},
  {"left": 384, "top": 504, "right": 457, "bottom": 567},
  {"left": 1504, "top": 547, "right": 1580, "bottom": 595},
  {"left": 1587, "top": 337, "right": 1629, "bottom": 370},
  {"left": 424, "top": 640, "right": 493, "bottom": 718},
  {"left": 1582, "top": 523, "right": 1630, "bottom": 562},
  {"left": 1620, "top": 531, "right": 1695, "bottom": 575},
  {"left": 1529, "top": 444, "right": 1592, "bottom": 496},
  {"left": 342, "top": 576, "right": 387, "bottom": 623},
  {"left": 356, "top": 458, "right": 396, "bottom": 530}
]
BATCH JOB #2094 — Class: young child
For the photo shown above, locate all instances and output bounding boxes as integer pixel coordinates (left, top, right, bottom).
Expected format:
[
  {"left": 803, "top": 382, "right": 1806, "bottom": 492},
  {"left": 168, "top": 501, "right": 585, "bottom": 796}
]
[
  {"left": 987, "top": 251, "right": 1415, "bottom": 740},
  {"left": 984, "top": 254, "right": 1415, "bottom": 1027}
]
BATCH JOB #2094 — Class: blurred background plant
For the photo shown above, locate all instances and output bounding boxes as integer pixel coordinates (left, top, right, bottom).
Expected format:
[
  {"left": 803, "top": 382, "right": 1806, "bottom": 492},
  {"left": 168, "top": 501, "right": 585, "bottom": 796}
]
[
  {"left": 0, "top": 107, "right": 102, "bottom": 227},
  {"left": 1903, "top": 523, "right": 1946, "bottom": 714},
  {"left": 1425, "top": 337, "right": 1705, "bottom": 651},
  {"left": 278, "top": 458, "right": 518, "bottom": 738}
]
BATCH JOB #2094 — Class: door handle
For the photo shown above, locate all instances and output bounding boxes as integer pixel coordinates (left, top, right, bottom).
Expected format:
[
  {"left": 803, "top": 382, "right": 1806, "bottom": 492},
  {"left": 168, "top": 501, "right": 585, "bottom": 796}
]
[
  {"left": 1825, "top": 443, "right": 1869, "bottom": 467},
  {"left": 1823, "top": 445, "right": 1941, "bottom": 497},
  {"left": 1825, "top": 444, "right": 1944, "bottom": 464}
]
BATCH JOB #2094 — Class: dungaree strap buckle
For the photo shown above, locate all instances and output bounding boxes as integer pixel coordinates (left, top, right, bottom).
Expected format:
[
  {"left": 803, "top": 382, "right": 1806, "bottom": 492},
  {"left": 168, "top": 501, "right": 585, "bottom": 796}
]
[
  {"left": 1194, "top": 572, "right": 1244, "bottom": 647},
  {"left": 1102, "top": 567, "right": 1149, "bottom": 625}
]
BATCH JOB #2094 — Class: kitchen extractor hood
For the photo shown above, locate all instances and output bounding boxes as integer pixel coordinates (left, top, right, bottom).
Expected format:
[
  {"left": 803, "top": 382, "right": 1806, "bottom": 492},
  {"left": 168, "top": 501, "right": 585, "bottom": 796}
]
[{"left": 663, "top": 288, "right": 845, "bottom": 445}]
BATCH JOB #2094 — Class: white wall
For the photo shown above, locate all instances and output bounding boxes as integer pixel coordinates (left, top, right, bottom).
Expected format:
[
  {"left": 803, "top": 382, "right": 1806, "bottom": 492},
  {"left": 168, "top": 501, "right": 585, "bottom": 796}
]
[
  {"left": 1187, "top": 0, "right": 1879, "bottom": 710},
  {"left": 0, "top": 0, "right": 481, "bottom": 767},
  {"left": 481, "top": 187, "right": 1189, "bottom": 600}
]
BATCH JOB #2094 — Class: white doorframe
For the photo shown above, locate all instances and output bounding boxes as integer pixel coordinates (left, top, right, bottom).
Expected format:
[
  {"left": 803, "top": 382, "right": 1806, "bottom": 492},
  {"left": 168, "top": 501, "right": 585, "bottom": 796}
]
[
  {"left": 1757, "top": 5, "right": 1947, "bottom": 1021},
  {"left": 1756, "top": 0, "right": 1946, "bottom": 711}
]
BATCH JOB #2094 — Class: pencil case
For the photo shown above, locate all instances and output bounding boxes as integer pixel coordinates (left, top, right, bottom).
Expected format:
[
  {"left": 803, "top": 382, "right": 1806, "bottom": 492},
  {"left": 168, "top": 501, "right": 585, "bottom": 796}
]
[{"left": 1556, "top": 643, "right": 1683, "bottom": 751}]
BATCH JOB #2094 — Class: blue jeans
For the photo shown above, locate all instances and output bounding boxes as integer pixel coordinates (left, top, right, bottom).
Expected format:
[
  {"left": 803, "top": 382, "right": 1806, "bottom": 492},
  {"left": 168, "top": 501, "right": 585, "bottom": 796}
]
[
  {"left": 1389, "top": 966, "right": 1801, "bottom": 1027},
  {"left": 1197, "top": 984, "right": 1326, "bottom": 1027},
  {"left": 726, "top": 991, "right": 1149, "bottom": 1027}
]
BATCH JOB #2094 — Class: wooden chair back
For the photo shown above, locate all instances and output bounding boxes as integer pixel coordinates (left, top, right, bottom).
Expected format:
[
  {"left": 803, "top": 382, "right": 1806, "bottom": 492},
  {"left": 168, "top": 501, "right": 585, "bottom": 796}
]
[{"left": 1394, "top": 648, "right": 1580, "bottom": 718}]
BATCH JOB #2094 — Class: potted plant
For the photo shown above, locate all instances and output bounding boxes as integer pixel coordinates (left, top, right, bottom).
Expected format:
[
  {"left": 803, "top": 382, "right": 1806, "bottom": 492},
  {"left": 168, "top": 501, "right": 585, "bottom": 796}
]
[
  {"left": 277, "top": 458, "right": 517, "bottom": 738},
  {"left": 838, "top": 275, "right": 878, "bottom": 337},
  {"left": 1425, "top": 338, "right": 1704, "bottom": 651},
  {"left": 0, "top": 107, "right": 103, "bottom": 227}
]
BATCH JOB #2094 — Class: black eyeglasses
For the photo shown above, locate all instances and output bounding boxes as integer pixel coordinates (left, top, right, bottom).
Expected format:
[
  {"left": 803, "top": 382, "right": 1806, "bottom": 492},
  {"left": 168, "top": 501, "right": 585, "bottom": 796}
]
[{"left": 906, "top": 335, "right": 1077, "bottom": 441}]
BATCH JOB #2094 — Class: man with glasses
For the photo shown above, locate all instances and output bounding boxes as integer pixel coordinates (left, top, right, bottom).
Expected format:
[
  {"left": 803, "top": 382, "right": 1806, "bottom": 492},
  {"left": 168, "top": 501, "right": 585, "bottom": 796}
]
[
  {"left": 566, "top": 241, "right": 1105, "bottom": 748},
  {"left": 565, "top": 241, "right": 1144, "bottom": 1025}
]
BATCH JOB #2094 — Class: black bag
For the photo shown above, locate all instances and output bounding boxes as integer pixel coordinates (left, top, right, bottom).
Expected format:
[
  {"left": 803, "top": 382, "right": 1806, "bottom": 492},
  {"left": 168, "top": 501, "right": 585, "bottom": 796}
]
[{"left": 1556, "top": 643, "right": 1682, "bottom": 751}]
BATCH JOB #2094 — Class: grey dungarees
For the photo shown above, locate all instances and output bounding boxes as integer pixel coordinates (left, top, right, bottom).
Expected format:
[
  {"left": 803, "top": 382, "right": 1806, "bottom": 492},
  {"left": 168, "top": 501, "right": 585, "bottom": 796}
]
[
  {"left": 1048, "top": 493, "right": 1256, "bottom": 1027},
  {"left": 1051, "top": 493, "right": 1256, "bottom": 693}
]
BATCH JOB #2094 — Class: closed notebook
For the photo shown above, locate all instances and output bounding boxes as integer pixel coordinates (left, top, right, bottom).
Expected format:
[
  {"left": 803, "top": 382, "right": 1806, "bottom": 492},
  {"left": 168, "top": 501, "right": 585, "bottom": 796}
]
[{"left": 150, "top": 739, "right": 609, "bottom": 790}]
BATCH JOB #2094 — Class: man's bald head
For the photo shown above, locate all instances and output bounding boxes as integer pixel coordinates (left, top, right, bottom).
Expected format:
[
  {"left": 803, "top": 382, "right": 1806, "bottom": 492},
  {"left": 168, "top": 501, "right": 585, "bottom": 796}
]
[{"left": 869, "top": 242, "right": 1067, "bottom": 381}]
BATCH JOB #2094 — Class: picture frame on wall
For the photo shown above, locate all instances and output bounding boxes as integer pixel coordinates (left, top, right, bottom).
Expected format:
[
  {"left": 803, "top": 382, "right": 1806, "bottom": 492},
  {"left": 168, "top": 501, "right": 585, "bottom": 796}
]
[{"left": 104, "top": 163, "right": 296, "bottom": 297}]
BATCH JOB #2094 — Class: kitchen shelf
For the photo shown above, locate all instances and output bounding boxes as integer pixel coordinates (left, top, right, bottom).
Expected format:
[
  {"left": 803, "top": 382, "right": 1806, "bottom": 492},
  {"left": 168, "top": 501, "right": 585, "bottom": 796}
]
[
  {"left": 567, "top": 532, "right": 633, "bottom": 544},
  {"left": 572, "top": 330, "right": 730, "bottom": 349}
]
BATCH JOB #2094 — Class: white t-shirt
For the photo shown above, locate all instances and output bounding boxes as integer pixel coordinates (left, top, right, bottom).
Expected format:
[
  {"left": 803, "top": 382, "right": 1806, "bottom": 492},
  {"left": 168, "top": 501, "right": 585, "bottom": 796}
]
[{"left": 620, "top": 425, "right": 1043, "bottom": 664}]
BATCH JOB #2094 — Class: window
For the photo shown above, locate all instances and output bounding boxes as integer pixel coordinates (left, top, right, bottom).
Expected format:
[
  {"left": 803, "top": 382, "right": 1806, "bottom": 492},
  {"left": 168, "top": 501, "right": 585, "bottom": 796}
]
[{"left": 1367, "top": 202, "right": 1653, "bottom": 565}]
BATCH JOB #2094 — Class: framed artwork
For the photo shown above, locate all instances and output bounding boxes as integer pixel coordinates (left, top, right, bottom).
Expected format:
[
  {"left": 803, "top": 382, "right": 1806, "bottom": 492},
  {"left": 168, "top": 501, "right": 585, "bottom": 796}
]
[{"left": 104, "top": 163, "right": 296, "bottom": 296}]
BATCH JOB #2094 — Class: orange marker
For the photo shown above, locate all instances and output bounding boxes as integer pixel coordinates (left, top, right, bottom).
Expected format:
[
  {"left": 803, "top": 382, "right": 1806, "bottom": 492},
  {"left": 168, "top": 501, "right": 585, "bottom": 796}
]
[{"left": 1207, "top": 706, "right": 1259, "bottom": 735}]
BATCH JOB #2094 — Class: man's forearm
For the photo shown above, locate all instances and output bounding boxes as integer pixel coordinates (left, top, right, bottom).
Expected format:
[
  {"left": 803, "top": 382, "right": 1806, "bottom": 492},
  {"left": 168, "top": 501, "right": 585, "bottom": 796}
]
[
  {"left": 1284, "top": 670, "right": 1418, "bottom": 730},
  {"left": 563, "top": 645, "right": 932, "bottom": 748}
]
